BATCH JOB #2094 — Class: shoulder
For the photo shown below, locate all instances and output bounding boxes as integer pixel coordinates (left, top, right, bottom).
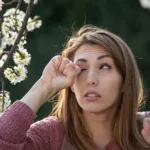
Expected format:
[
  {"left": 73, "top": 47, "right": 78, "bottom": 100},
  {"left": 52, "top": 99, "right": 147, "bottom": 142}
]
[
  {"left": 30, "top": 116, "right": 63, "bottom": 128},
  {"left": 28, "top": 116, "right": 65, "bottom": 149},
  {"left": 29, "top": 116, "right": 64, "bottom": 136}
]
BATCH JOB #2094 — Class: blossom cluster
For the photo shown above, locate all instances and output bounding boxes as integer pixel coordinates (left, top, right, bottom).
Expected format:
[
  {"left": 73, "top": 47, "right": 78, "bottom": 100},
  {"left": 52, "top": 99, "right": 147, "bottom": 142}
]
[
  {"left": 4, "top": 65, "right": 28, "bottom": 85},
  {"left": 0, "top": 8, "right": 42, "bottom": 85},
  {"left": 1, "top": 8, "right": 42, "bottom": 50},
  {"left": 0, "top": 0, "right": 42, "bottom": 112}
]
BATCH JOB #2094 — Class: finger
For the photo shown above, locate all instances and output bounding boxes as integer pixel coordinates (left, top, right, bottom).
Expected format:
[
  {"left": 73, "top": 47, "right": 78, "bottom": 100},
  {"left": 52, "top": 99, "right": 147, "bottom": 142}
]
[
  {"left": 63, "top": 64, "right": 81, "bottom": 75},
  {"left": 58, "top": 58, "right": 70, "bottom": 73},
  {"left": 65, "top": 63, "right": 77, "bottom": 86},
  {"left": 52, "top": 62, "right": 76, "bottom": 90},
  {"left": 63, "top": 68, "right": 67, "bottom": 76},
  {"left": 52, "top": 55, "right": 62, "bottom": 70},
  {"left": 75, "top": 65, "right": 81, "bottom": 75},
  {"left": 63, "top": 62, "right": 75, "bottom": 76}
]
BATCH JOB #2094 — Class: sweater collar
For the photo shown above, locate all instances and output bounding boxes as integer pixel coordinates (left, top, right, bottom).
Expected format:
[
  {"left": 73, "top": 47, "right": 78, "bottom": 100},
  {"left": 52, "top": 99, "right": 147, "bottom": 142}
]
[{"left": 61, "top": 136, "right": 121, "bottom": 150}]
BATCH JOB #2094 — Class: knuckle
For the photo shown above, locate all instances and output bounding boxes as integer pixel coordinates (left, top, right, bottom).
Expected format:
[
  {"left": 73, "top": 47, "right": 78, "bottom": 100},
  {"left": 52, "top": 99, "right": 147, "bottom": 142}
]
[
  {"left": 66, "top": 64, "right": 75, "bottom": 71},
  {"left": 68, "top": 71, "right": 76, "bottom": 77},
  {"left": 54, "top": 55, "right": 61, "bottom": 60},
  {"left": 63, "top": 58, "right": 70, "bottom": 63}
]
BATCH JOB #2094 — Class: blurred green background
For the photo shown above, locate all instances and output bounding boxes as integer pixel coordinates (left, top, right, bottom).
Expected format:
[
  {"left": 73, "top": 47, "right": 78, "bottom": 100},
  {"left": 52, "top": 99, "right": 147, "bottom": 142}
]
[{"left": 4, "top": 0, "right": 150, "bottom": 121}]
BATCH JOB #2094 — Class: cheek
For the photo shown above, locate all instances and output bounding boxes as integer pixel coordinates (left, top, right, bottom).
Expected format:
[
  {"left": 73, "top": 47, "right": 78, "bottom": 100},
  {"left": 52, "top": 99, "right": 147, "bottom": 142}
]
[
  {"left": 102, "top": 74, "right": 123, "bottom": 93},
  {"left": 110, "top": 78, "right": 123, "bottom": 98},
  {"left": 73, "top": 73, "right": 86, "bottom": 88},
  {"left": 73, "top": 78, "right": 83, "bottom": 93}
]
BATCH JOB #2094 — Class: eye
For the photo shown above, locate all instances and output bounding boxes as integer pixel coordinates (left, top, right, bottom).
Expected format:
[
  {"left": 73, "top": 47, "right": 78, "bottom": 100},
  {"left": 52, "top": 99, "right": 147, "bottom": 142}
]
[
  {"left": 100, "top": 64, "right": 111, "bottom": 70},
  {"left": 81, "top": 68, "right": 86, "bottom": 72}
]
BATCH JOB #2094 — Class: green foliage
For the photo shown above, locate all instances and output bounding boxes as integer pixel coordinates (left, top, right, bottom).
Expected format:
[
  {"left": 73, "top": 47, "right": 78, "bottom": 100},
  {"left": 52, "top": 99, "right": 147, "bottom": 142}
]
[{"left": 8, "top": 0, "right": 150, "bottom": 120}]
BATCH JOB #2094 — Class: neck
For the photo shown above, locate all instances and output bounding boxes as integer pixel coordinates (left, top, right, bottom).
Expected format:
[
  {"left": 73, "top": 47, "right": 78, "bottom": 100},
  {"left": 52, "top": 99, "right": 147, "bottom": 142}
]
[{"left": 83, "top": 110, "right": 115, "bottom": 148}]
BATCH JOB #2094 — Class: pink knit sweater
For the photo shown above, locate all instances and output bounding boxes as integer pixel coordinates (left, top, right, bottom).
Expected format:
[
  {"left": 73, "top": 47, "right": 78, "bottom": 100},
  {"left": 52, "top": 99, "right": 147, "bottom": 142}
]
[{"left": 0, "top": 100, "right": 147, "bottom": 150}]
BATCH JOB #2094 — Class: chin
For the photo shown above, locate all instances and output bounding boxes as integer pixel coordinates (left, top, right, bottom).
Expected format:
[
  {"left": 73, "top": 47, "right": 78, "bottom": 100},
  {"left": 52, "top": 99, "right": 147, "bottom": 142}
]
[
  {"left": 81, "top": 104, "right": 116, "bottom": 114},
  {"left": 82, "top": 106, "right": 108, "bottom": 114}
]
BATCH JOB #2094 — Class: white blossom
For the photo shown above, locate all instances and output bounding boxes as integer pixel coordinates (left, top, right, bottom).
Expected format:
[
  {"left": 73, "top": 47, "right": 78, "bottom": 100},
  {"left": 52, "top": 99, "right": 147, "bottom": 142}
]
[
  {"left": 4, "top": 8, "right": 19, "bottom": 17},
  {"left": 0, "top": 60, "right": 4, "bottom": 68},
  {"left": 139, "top": 0, "right": 150, "bottom": 9},
  {"left": 13, "top": 48, "right": 31, "bottom": 65},
  {"left": 2, "top": 54, "right": 8, "bottom": 60},
  {"left": 0, "top": 54, "right": 8, "bottom": 68},
  {"left": 24, "top": 0, "right": 38, "bottom": 4},
  {"left": 0, "top": 48, "right": 3, "bottom": 55},
  {"left": 1, "top": 8, "right": 42, "bottom": 49},
  {"left": 4, "top": 65, "right": 28, "bottom": 85},
  {"left": 0, "top": 91, "right": 11, "bottom": 112},
  {"left": 35, "top": 20, "right": 42, "bottom": 28},
  {"left": 27, "top": 20, "right": 36, "bottom": 31},
  {"left": 27, "top": 17, "right": 42, "bottom": 31},
  {"left": 0, "top": 38, "right": 7, "bottom": 49}
]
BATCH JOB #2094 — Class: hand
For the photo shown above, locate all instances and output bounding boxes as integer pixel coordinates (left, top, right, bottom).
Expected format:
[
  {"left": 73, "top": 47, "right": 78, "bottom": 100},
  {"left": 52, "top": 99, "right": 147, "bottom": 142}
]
[
  {"left": 40, "top": 55, "right": 81, "bottom": 94},
  {"left": 141, "top": 118, "right": 150, "bottom": 144}
]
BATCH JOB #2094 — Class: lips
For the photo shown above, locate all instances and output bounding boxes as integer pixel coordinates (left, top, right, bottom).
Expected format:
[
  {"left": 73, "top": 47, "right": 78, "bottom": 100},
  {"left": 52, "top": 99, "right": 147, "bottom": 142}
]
[{"left": 84, "top": 90, "right": 101, "bottom": 97}]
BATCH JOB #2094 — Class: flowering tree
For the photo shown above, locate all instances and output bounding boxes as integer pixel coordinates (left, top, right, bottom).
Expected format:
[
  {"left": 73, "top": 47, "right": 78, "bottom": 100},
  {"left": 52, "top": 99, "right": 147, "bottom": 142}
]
[{"left": 0, "top": 0, "right": 42, "bottom": 113}]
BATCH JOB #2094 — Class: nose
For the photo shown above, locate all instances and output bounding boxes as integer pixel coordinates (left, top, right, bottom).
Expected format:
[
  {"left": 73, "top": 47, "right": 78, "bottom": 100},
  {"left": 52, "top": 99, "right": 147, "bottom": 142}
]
[{"left": 86, "top": 69, "right": 99, "bottom": 86}]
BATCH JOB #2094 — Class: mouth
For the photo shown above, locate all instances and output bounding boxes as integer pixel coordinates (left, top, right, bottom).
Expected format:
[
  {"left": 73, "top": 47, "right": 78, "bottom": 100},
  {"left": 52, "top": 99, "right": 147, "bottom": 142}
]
[{"left": 84, "top": 90, "right": 101, "bottom": 100}]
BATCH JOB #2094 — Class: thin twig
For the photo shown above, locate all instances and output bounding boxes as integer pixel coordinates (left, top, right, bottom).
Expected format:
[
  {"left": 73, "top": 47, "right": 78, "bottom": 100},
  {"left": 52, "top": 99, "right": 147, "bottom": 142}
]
[
  {"left": 0, "top": 0, "right": 34, "bottom": 79},
  {"left": 16, "top": 0, "right": 22, "bottom": 10},
  {"left": 0, "top": 78, "right": 5, "bottom": 112},
  {"left": 0, "top": 10, "right": 3, "bottom": 47},
  {"left": 16, "top": 49, "right": 24, "bottom": 59},
  {"left": 3, "top": 0, "right": 18, "bottom": 7},
  {"left": 5, "top": 25, "right": 18, "bottom": 32},
  {"left": 14, "top": 0, "right": 23, "bottom": 31}
]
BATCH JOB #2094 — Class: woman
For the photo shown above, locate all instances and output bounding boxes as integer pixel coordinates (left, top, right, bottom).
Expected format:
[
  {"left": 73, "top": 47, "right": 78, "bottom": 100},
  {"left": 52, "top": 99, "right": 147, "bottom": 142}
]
[{"left": 0, "top": 25, "right": 150, "bottom": 150}]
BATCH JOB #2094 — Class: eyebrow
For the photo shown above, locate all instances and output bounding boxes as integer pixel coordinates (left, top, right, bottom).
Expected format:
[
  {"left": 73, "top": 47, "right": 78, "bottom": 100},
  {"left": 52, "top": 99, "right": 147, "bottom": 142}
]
[{"left": 75, "top": 54, "right": 112, "bottom": 63}]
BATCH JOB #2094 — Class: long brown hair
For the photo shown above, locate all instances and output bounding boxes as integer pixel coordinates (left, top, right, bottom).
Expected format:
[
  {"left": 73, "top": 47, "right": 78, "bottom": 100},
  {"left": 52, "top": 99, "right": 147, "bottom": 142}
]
[{"left": 51, "top": 25, "right": 150, "bottom": 150}]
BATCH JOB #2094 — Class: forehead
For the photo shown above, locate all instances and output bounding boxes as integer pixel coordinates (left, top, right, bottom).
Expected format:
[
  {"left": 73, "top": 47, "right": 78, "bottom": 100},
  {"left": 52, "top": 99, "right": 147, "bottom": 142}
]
[{"left": 74, "top": 43, "right": 111, "bottom": 63}]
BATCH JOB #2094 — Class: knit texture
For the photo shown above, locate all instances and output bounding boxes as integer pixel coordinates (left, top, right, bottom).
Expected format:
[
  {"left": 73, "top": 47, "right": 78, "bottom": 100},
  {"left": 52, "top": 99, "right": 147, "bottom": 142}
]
[
  {"left": 0, "top": 100, "right": 146, "bottom": 150},
  {"left": 0, "top": 101, "right": 64, "bottom": 150}
]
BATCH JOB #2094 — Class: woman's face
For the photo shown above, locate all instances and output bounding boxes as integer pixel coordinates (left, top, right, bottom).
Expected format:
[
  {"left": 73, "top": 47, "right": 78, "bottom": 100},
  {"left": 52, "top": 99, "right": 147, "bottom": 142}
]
[{"left": 72, "top": 43, "right": 123, "bottom": 114}]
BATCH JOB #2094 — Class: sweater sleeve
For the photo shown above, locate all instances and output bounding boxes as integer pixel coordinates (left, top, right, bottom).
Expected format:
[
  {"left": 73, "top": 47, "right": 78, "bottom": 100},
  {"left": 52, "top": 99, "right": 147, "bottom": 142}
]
[
  {"left": 145, "top": 111, "right": 150, "bottom": 118},
  {"left": 0, "top": 100, "right": 54, "bottom": 150}
]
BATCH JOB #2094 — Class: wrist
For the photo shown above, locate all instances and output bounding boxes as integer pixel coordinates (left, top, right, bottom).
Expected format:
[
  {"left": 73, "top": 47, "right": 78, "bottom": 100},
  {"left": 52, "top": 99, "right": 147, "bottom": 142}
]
[
  {"left": 20, "top": 79, "right": 57, "bottom": 114},
  {"left": 37, "top": 78, "right": 57, "bottom": 101}
]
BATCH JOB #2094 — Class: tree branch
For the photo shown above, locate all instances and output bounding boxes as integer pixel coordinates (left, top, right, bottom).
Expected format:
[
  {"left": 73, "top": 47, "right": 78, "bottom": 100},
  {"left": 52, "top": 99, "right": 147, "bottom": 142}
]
[
  {"left": 0, "top": 0, "right": 34, "bottom": 79},
  {"left": 0, "top": 10, "right": 3, "bottom": 46},
  {"left": 3, "top": 0, "right": 18, "bottom": 7},
  {"left": 16, "top": 0, "right": 23, "bottom": 10}
]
